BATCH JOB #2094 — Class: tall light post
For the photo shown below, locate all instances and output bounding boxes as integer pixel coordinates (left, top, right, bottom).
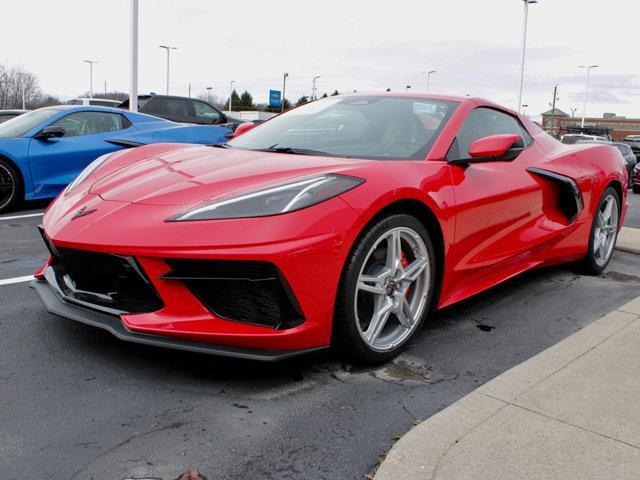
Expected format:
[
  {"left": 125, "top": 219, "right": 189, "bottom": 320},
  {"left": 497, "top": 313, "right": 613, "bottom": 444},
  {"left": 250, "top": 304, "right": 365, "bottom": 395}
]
[
  {"left": 312, "top": 75, "right": 321, "bottom": 100},
  {"left": 129, "top": 0, "right": 138, "bottom": 112},
  {"left": 206, "top": 86, "right": 212, "bottom": 103},
  {"left": 522, "top": 104, "right": 528, "bottom": 116},
  {"left": 405, "top": 85, "right": 411, "bottom": 92},
  {"left": 580, "top": 64, "right": 598, "bottom": 128},
  {"left": 570, "top": 107, "right": 578, "bottom": 118},
  {"left": 517, "top": 0, "right": 538, "bottom": 113},
  {"left": 83, "top": 59, "right": 99, "bottom": 99},
  {"left": 423, "top": 70, "right": 436, "bottom": 92},
  {"left": 282, "top": 72, "right": 289, "bottom": 112},
  {"left": 228, "top": 80, "right": 235, "bottom": 114},
  {"left": 159, "top": 45, "right": 177, "bottom": 95}
]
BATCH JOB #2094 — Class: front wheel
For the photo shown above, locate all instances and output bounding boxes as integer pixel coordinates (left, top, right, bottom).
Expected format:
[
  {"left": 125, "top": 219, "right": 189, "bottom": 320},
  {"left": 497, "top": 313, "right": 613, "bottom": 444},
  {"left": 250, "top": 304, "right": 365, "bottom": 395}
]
[
  {"left": 583, "top": 187, "right": 620, "bottom": 274},
  {"left": 0, "top": 159, "right": 21, "bottom": 214},
  {"left": 333, "top": 214, "right": 437, "bottom": 364}
]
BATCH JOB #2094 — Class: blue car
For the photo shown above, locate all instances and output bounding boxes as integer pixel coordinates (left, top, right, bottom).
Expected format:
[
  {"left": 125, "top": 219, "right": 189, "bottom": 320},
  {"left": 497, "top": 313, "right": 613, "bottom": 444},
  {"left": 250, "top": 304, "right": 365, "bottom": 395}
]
[{"left": 0, "top": 105, "right": 231, "bottom": 213}]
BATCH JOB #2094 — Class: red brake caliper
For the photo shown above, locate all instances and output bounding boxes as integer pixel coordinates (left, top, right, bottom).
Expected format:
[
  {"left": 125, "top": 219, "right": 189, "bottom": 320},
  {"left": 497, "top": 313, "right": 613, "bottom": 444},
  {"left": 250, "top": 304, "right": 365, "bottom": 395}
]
[{"left": 400, "top": 250, "right": 410, "bottom": 298}]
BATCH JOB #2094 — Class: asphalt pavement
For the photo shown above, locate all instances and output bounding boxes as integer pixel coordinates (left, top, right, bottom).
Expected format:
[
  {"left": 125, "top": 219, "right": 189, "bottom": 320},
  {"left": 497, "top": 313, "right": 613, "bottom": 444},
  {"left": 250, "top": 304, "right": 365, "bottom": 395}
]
[{"left": 1, "top": 196, "right": 640, "bottom": 480}]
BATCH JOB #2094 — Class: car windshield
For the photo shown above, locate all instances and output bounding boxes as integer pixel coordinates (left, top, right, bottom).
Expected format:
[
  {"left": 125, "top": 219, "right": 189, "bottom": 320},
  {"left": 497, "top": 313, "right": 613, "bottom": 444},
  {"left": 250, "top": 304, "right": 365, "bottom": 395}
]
[
  {"left": 0, "top": 108, "right": 60, "bottom": 138},
  {"left": 227, "top": 96, "right": 459, "bottom": 160}
]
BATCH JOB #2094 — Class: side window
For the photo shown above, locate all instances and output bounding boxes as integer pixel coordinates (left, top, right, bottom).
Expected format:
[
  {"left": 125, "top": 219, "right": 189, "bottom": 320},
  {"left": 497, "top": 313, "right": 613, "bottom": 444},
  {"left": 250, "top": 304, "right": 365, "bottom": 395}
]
[
  {"left": 193, "top": 101, "right": 221, "bottom": 121},
  {"left": 148, "top": 98, "right": 191, "bottom": 117},
  {"left": 50, "top": 112, "right": 127, "bottom": 137},
  {"left": 447, "top": 107, "right": 532, "bottom": 159}
]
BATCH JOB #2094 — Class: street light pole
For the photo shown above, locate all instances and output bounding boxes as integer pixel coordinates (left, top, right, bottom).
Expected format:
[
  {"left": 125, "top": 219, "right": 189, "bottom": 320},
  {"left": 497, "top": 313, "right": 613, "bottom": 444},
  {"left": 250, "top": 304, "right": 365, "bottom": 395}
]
[
  {"left": 517, "top": 0, "right": 538, "bottom": 113},
  {"left": 129, "top": 0, "right": 138, "bottom": 112},
  {"left": 282, "top": 72, "right": 289, "bottom": 112},
  {"left": 228, "top": 80, "right": 235, "bottom": 114},
  {"left": 580, "top": 64, "right": 598, "bottom": 128},
  {"left": 82, "top": 60, "right": 99, "bottom": 99},
  {"left": 522, "top": 104, "right": 528, "bottom": 116},
  {"left": 159, "top": 45, "right": 177, "bottom": 95},
  {"left": 423, "top": 70, "right": 436, "bottom": 92},
  {"left": 312, "top": 75, "right": 321, "bottom": 100},
  {"left": 405, "top": 85, "right": 411, "bottom": 92},
  {"left": 206, "top": 86, "right": 212, "bottom": 103}
]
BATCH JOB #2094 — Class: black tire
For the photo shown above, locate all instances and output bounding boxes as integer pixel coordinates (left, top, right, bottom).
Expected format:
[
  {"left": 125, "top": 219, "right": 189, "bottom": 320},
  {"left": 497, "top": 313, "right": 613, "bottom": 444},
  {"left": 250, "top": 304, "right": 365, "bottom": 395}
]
[
  {"left": 633, "top": 184, "right": 640, "bottom": 194},
  {"left": 0, "top": 159, "right": 22, "bottom": 214},
  {"left": 583, "top": 186, "right": 620, "bottom": 275},
  {"left": 333, "top": 213, "right": 437, "bottom": 364}
]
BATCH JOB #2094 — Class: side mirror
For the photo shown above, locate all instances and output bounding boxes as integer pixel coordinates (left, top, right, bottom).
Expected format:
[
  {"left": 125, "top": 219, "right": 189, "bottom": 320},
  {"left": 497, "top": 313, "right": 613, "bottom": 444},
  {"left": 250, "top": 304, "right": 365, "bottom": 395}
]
[
  {"left": 449, "top": 134, "right": 524, "bottom": 166},
  {"left": 34, "top": 126, "right": 66, "bottom": 141},
  {"left": 232, "top": 122, "right": 256, "bottom": 138}
]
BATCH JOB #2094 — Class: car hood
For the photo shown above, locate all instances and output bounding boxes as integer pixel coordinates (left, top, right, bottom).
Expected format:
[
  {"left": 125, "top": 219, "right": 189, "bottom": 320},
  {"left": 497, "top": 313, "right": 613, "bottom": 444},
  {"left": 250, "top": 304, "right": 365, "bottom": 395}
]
[{"left": 89, "top": 144, "right": 364, "bottom": 206}]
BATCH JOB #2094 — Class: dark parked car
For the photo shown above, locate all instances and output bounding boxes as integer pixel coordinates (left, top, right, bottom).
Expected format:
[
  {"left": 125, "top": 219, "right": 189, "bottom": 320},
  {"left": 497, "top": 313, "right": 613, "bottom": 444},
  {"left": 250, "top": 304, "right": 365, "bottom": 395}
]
[
  {"left": 632, "top": 164, "right": 640, "bottom": 194},
  {"left": 118, "top": 94, "right": 244, "bottom": 130},
  {"left": 0, "top": 109, "right": 29, "bottom": 124}
]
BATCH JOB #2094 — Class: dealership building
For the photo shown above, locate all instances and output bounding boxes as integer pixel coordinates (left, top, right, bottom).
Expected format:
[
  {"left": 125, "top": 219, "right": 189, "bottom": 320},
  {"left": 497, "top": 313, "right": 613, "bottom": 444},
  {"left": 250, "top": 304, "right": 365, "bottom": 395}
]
[{"left": 541, "top": 108, "right": 640, "bottom": 140}]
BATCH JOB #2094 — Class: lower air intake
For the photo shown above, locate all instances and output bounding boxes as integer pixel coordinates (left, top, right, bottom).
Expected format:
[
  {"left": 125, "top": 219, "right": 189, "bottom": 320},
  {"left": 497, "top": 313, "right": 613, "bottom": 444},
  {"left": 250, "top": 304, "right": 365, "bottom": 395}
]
[{"left": 161, "top": 259, "right": 304, "bottom": 329}]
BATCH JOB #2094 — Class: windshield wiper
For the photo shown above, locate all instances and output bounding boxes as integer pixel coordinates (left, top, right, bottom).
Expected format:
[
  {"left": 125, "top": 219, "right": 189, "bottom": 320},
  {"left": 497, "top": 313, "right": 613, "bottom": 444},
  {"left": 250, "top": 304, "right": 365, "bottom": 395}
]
[{"left": 258, "top": 145, "right": 336, "bottom": 156}]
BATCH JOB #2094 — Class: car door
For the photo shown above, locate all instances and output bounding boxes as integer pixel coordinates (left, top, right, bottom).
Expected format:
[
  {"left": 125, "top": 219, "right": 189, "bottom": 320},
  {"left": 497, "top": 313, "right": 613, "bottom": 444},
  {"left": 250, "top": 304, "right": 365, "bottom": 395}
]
[
  {"left": 28, "top": 111, "right": 130, "bottom": 197},
  {"left": 446, "top": 107, "right": 549, "bottom": 289}
]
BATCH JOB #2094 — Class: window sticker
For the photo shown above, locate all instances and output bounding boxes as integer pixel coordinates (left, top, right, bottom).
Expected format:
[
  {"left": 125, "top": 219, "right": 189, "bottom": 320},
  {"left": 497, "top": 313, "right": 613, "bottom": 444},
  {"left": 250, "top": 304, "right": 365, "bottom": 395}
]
[{"left": 413, "top": 102, "right": 437, "bottom": 115}]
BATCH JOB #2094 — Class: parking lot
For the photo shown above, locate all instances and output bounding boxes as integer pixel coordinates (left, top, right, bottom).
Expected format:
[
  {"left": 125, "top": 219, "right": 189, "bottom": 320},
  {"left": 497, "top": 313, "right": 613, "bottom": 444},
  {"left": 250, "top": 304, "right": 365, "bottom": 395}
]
[{"left": 1, "top": 196, "right": 638, "bottom": 479}]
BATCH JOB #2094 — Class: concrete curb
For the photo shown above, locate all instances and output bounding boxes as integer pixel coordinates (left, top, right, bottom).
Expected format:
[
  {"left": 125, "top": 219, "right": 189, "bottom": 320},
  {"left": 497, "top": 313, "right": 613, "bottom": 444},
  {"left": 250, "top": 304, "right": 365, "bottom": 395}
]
[
  {"left": 375, "top": 298, "right": 640, "bottom": 479},
  {"left": 616, "top": 227, "right": 640, "bottom": 254}
]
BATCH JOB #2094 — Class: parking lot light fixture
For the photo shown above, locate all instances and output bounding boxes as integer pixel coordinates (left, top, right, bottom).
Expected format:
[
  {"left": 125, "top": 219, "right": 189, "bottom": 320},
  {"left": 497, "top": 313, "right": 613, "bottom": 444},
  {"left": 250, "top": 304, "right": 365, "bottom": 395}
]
[
  {"left": 228, "top": 80, "right": 235, "bottom": 113},
  {"left": 517, "top": 0, "right": 538, "bottom": 113},
  {"left": 522, "top": 104, "right": 528, "bottom": 116},
  {"left": 82, "top": 60, "right": 99, "bottom": 99},
  {"left": 405, "top": 85, "right": 411, "bottom": 92},
  {"left": 206, "top": 86, "right": 212, "bottom": 103},
  {"left": 159, "top": 45, "right": 177, "bottom": 95},
  {"left": 580, "top": 65, "right": 598, "bottom": 128},
  {"left": 312, "top": 75, "right": 321, "bottom": 100},
  {"left": 423, "top": 70, "right": 436, "bottom": 92}
]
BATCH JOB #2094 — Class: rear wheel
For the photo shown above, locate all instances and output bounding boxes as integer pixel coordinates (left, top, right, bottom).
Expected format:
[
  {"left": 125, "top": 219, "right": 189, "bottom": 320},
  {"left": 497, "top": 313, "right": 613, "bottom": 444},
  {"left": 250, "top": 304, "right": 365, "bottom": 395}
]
[
  {"left": 334, "top": 214, "right": 436, "bottom": 364},
  {"left": 583, "top": 187, "right": 619, "bottom": 274},
  {"left": 633, "top": 184, "right": 640, "bottom": 194},
  {"left": 0, "top": 159, "right": 21, "bottom": 214}
]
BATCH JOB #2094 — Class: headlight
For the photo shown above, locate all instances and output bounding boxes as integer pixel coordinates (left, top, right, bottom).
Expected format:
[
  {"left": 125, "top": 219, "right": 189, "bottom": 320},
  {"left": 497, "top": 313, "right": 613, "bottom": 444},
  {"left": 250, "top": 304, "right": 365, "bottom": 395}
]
[
  {"left": 168, "top": 174, "right": 365, "bottom": 221},
  {"left": 64, "top": 152, "right": 114, "bottom": 195}
]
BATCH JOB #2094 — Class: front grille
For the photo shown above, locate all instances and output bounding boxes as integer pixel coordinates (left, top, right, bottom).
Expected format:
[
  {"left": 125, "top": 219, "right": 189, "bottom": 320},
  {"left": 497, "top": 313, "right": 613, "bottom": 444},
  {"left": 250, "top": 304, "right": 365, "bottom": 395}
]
[
  {"left": 162, "top": 259, "right": 304, "bottom": 329},
  {"left": 43, "top": 241, "right": 164, "bottom": 315}
]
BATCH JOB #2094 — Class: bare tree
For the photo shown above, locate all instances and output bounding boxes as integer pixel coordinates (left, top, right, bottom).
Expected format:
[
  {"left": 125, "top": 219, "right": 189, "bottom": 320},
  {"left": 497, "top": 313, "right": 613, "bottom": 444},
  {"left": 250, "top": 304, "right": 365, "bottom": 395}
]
[{"left": 0, "top": 64, "right": 42, "bottom": 109}]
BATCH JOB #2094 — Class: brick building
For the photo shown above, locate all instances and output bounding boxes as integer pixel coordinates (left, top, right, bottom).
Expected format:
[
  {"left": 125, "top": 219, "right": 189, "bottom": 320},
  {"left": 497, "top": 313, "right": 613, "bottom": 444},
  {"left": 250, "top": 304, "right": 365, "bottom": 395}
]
[{"left": 541, "top": 108, "right": 640, "bottom": 140}]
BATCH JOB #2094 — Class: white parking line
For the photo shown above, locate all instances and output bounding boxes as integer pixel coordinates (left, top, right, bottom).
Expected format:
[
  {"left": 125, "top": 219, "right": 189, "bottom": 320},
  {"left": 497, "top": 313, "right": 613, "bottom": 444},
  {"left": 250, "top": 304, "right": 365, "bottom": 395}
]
[
  {"left": 0, "top": 213, "right": 44, "bottom": 221},
  {"left": 0, "top": 275, "right": 34, "bottom": 286}
]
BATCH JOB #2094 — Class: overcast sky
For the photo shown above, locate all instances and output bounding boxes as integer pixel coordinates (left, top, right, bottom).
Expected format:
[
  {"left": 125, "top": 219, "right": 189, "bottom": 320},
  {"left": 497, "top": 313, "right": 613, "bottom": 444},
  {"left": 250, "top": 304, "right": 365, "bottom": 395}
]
[{"left": 2, "top": 0, "right": 639, "bottom": 119}]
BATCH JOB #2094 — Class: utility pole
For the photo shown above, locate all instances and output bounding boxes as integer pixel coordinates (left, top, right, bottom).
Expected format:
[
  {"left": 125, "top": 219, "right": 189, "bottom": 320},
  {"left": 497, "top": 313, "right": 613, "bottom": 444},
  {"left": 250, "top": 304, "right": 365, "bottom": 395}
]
[
  {"left": 282, "top": 72, "right": 289, "bottom": 112},
  {"left": 580, "top": 64, "right": 598, "bottom": 128},
  {"left": 159, "top": 45, "right": 177, "bottom": 95},
  {"left": 129, "top": 0, "right": 139, "bottom": 112},
  {"left": 517, "top": 0, "right": 538, "bottom": 113},
  {"left": 83, "top": 59, "right": 99, "bottom": 99},
  {"left": 228, "top": 80, "right": 235, "bottom": 114}
]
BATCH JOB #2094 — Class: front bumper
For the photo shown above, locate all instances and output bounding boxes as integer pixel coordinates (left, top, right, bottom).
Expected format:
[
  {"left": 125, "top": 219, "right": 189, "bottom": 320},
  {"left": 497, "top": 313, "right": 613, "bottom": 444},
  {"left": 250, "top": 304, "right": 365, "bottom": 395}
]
[{"left": 31, "top": 279, "right": 326, "bottom": 361}]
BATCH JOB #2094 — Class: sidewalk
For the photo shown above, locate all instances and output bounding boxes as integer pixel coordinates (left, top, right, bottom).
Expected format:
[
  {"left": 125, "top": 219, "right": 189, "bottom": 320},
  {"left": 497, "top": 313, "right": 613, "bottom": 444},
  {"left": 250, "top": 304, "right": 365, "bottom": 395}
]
[{"left": 375, "top": 232, "right": 640, "bottom": 480}]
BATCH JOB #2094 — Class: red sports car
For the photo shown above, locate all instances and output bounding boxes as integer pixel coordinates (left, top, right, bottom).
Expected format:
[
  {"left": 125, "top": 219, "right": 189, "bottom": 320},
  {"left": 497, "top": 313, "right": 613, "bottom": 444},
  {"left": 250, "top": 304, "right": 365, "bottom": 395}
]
[{"left": 33, "top": 94, "right": 627, "bottom": 363}]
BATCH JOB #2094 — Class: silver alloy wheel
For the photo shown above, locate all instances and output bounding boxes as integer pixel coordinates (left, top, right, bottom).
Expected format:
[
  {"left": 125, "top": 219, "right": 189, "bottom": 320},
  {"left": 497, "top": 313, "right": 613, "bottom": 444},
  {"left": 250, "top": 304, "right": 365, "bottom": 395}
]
[
  {"left": 593, "top": 194, "right": 619, "bottom": 267},
  {"left": 0, "top": 164, "right": 16, "bottom": 211},
  {"left": 354, "top": 226, "right": 431, "bottom": 352}
]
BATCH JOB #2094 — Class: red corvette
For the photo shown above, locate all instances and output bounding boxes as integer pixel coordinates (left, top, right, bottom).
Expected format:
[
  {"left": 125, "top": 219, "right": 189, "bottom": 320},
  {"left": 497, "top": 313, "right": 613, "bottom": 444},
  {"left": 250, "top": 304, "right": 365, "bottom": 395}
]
[{"left": 33, "top": 94, "right": 628, "bottom": 363}]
